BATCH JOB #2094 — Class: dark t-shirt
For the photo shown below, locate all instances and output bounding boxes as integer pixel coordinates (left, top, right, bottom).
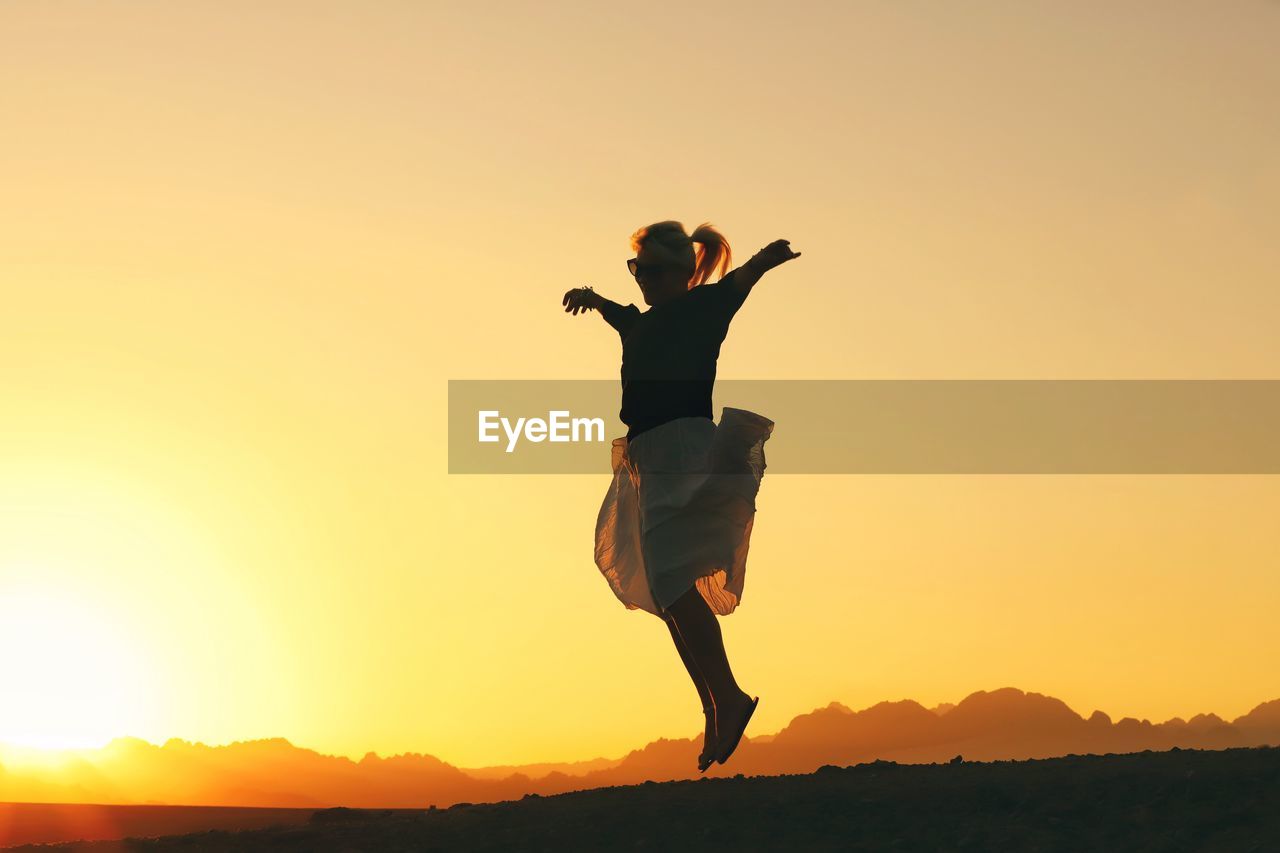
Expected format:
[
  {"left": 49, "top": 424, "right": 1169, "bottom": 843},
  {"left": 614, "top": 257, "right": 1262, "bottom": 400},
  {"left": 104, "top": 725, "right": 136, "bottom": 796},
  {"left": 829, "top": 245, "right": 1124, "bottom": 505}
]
[{"left": 600, "top": 269, "right": 749, "bottom": 441}]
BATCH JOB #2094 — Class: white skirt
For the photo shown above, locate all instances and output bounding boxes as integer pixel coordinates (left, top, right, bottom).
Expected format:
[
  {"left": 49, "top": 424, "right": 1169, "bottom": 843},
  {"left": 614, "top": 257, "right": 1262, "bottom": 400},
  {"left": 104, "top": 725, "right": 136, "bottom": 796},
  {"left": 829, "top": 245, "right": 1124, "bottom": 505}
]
[{"left": 594, "top": 407, "right": 774, "bottom": 618}]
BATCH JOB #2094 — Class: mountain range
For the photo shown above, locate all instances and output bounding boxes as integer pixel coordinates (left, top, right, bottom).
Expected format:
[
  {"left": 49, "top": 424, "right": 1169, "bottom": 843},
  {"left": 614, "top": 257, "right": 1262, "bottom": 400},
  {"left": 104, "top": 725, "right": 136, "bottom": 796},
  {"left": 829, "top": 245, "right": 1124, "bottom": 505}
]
[{"left": 2, "top": 687, "right": 1276, "bottom": 809}]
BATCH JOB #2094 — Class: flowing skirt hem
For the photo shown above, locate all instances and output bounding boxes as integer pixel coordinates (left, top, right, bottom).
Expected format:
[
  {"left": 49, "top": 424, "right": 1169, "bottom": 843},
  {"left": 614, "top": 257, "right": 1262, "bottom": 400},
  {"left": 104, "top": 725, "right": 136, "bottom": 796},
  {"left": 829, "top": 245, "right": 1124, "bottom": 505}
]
[{"left": 594, "top": 408, "right": 772, "bottom": 618}]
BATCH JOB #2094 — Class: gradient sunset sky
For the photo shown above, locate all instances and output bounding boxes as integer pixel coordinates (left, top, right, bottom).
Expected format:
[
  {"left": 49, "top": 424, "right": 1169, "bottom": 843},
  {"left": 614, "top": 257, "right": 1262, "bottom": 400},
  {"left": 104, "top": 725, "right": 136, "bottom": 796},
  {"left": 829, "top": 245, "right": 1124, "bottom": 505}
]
[{"left": 2, "top": 1, "right": 1278, "bottom": 770}]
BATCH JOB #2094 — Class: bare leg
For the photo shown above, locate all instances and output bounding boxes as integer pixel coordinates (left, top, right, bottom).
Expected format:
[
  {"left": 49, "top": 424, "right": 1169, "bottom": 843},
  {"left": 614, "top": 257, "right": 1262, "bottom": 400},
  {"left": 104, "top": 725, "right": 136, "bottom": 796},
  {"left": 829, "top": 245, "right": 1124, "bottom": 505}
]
[
  {"left": 662, "top": 609, "right": 717, "bottom": 758},
  {"left": 665, "top": 584, "right": 756, "bottom": 764},
  {"left": 664, "top": 584, "right": 752, "bottom": 714},
  {"left": 663, "top": 609, "right": 715, "bottom": 713}
]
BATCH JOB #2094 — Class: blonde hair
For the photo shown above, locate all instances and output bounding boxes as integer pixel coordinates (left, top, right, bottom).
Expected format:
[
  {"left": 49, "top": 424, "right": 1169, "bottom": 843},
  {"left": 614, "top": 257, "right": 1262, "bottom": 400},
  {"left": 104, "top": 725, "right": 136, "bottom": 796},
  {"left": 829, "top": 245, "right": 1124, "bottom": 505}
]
[{"left": 629, "top": 220, "right": 733, "bottom": 289}]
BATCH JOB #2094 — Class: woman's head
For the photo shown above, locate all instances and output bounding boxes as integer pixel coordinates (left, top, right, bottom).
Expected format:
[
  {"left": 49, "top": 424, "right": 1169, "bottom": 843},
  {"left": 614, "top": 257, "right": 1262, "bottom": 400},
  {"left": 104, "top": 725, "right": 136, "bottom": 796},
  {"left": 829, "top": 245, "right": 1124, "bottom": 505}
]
[{"left": 628, "top": 220, "right": 733, "bottom": 306}]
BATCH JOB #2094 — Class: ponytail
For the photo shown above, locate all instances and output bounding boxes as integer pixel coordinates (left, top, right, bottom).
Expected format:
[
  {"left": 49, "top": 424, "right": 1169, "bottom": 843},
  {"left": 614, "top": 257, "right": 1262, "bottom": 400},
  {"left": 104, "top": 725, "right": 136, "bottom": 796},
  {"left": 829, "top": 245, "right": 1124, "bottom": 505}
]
[
  {"left": 687, "top": 221, "right": 733, "bottom": 288},
  {"left": 630, "top": 220, "right": 734, "bottom": 290}
]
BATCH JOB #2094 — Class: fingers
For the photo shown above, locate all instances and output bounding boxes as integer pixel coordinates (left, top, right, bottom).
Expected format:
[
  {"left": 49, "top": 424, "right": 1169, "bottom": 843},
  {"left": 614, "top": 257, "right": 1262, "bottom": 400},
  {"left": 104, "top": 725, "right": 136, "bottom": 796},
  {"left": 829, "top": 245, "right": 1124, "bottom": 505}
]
[
  {"left": 562, "top": 287, "right": 594, "bottom": 315},
  {"left": 760, "top": 240, "right": 801, "bottom": 265},
  {"left": 774, "top": 239, "right": 801, "bottom": 261}
]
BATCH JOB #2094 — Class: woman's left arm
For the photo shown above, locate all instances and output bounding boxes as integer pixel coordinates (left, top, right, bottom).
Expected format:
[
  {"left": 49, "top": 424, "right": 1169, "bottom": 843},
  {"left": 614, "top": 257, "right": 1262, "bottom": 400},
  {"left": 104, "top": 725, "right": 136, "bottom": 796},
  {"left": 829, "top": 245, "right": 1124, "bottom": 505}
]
[{"left": 728, "top": 239, "right": 802, "bottom": 295}]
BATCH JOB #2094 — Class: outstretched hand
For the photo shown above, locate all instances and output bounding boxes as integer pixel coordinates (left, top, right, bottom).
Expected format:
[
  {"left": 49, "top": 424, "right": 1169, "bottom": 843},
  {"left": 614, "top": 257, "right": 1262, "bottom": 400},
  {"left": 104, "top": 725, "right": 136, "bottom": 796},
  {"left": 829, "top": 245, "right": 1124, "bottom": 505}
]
[
  {"left": 562, "top": 286, "right": 603, "bottom": 316},
  {"left": 754, "top": 239, "right": 802, "bottom": 272}
]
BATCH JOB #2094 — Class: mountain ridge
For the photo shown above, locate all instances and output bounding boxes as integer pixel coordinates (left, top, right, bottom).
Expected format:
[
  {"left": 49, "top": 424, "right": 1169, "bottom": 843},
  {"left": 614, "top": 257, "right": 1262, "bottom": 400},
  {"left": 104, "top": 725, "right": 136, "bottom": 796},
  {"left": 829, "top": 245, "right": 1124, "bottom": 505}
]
[{"left": 2, "top": 686, "right": 1276, "bottom": 809}]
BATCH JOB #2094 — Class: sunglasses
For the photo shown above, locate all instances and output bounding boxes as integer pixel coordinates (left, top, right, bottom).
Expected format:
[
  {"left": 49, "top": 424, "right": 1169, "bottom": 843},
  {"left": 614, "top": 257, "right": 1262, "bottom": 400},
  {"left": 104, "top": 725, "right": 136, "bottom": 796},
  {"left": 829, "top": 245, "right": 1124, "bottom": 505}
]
[{"left": 627, "top": 257, "right": 659, "bottom": 278}]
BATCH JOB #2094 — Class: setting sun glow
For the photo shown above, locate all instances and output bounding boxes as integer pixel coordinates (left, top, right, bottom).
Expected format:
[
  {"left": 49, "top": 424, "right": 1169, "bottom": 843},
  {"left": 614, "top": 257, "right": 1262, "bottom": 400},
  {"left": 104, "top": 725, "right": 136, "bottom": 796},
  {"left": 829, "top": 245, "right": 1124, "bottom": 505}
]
[{"left": 0, "top": 585, "right": 150, "bottom": 753}]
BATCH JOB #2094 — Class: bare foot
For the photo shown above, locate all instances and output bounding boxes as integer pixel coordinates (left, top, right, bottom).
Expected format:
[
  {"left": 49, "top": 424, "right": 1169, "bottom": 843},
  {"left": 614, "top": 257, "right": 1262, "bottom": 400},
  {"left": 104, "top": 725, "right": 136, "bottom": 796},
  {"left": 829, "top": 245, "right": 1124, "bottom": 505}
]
[
  {"left": 698, "top": 706, "right": 718, "bottom": 770},
  {"left": 714, "top": 689, "right": 759, "bottom": 765}
]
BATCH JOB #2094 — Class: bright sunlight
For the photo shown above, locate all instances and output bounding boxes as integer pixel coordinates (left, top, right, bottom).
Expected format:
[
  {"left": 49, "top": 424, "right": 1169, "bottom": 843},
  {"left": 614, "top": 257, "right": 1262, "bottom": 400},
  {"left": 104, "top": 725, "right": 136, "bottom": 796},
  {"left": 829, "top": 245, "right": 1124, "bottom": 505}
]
[{"left": 0, "top": 583, "right": 150, "bottom": 754}]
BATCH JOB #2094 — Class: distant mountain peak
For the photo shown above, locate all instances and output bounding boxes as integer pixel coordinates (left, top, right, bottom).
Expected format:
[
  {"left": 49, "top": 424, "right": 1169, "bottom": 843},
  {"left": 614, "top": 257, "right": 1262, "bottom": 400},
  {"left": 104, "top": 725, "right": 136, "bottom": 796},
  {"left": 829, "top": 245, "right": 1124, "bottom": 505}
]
[
  {"left": 102, "top": 736, "right": 159, "bottom": 755},
  {"left": 951, "top": 687, "right": 1082, "bottom": 722},
  {"left": 1235, "top": 699, "right": 1280, "bottom": 727}
]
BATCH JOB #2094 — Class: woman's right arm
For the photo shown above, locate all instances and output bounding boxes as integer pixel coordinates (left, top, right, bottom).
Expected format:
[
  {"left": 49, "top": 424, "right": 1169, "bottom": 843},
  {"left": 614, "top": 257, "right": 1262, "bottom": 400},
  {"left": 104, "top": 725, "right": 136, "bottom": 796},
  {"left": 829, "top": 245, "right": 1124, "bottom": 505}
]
[
  {"left": 562, "top": 287, "right": 638, "bottom": 336},
  {"left": 597, "top": 297, "right": 638, "bottom": 335}
]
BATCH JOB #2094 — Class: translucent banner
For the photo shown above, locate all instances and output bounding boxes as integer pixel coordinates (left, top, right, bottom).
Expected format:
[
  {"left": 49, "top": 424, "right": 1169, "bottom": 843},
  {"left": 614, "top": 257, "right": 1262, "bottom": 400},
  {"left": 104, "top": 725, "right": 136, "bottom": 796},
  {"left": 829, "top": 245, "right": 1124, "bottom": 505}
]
[{"left": 447, "top": 380, "right": 1280, "bottom": 474}]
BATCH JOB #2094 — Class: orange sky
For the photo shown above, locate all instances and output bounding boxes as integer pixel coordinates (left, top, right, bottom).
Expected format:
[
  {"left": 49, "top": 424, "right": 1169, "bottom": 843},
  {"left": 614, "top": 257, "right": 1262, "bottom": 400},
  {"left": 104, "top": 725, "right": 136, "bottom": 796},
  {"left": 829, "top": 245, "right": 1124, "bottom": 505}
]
[{"left": 1, "top": 1, "right": 1278, "bottom": 769}]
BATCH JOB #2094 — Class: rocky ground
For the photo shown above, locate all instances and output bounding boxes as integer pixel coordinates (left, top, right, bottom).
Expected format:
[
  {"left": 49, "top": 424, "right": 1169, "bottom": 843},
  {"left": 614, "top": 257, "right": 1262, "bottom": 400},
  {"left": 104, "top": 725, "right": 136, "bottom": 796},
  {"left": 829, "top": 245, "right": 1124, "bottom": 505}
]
[{"left": 10, "top": 745, "right": 1277, "bottom": 852}]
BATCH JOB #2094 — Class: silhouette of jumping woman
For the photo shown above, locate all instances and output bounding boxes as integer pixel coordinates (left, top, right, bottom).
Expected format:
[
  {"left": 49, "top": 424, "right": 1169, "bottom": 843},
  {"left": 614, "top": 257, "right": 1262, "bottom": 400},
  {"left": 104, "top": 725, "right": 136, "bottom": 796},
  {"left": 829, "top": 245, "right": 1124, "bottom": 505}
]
[{"left": 562, "top": 221, "right": 801, "bottom": 772}]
